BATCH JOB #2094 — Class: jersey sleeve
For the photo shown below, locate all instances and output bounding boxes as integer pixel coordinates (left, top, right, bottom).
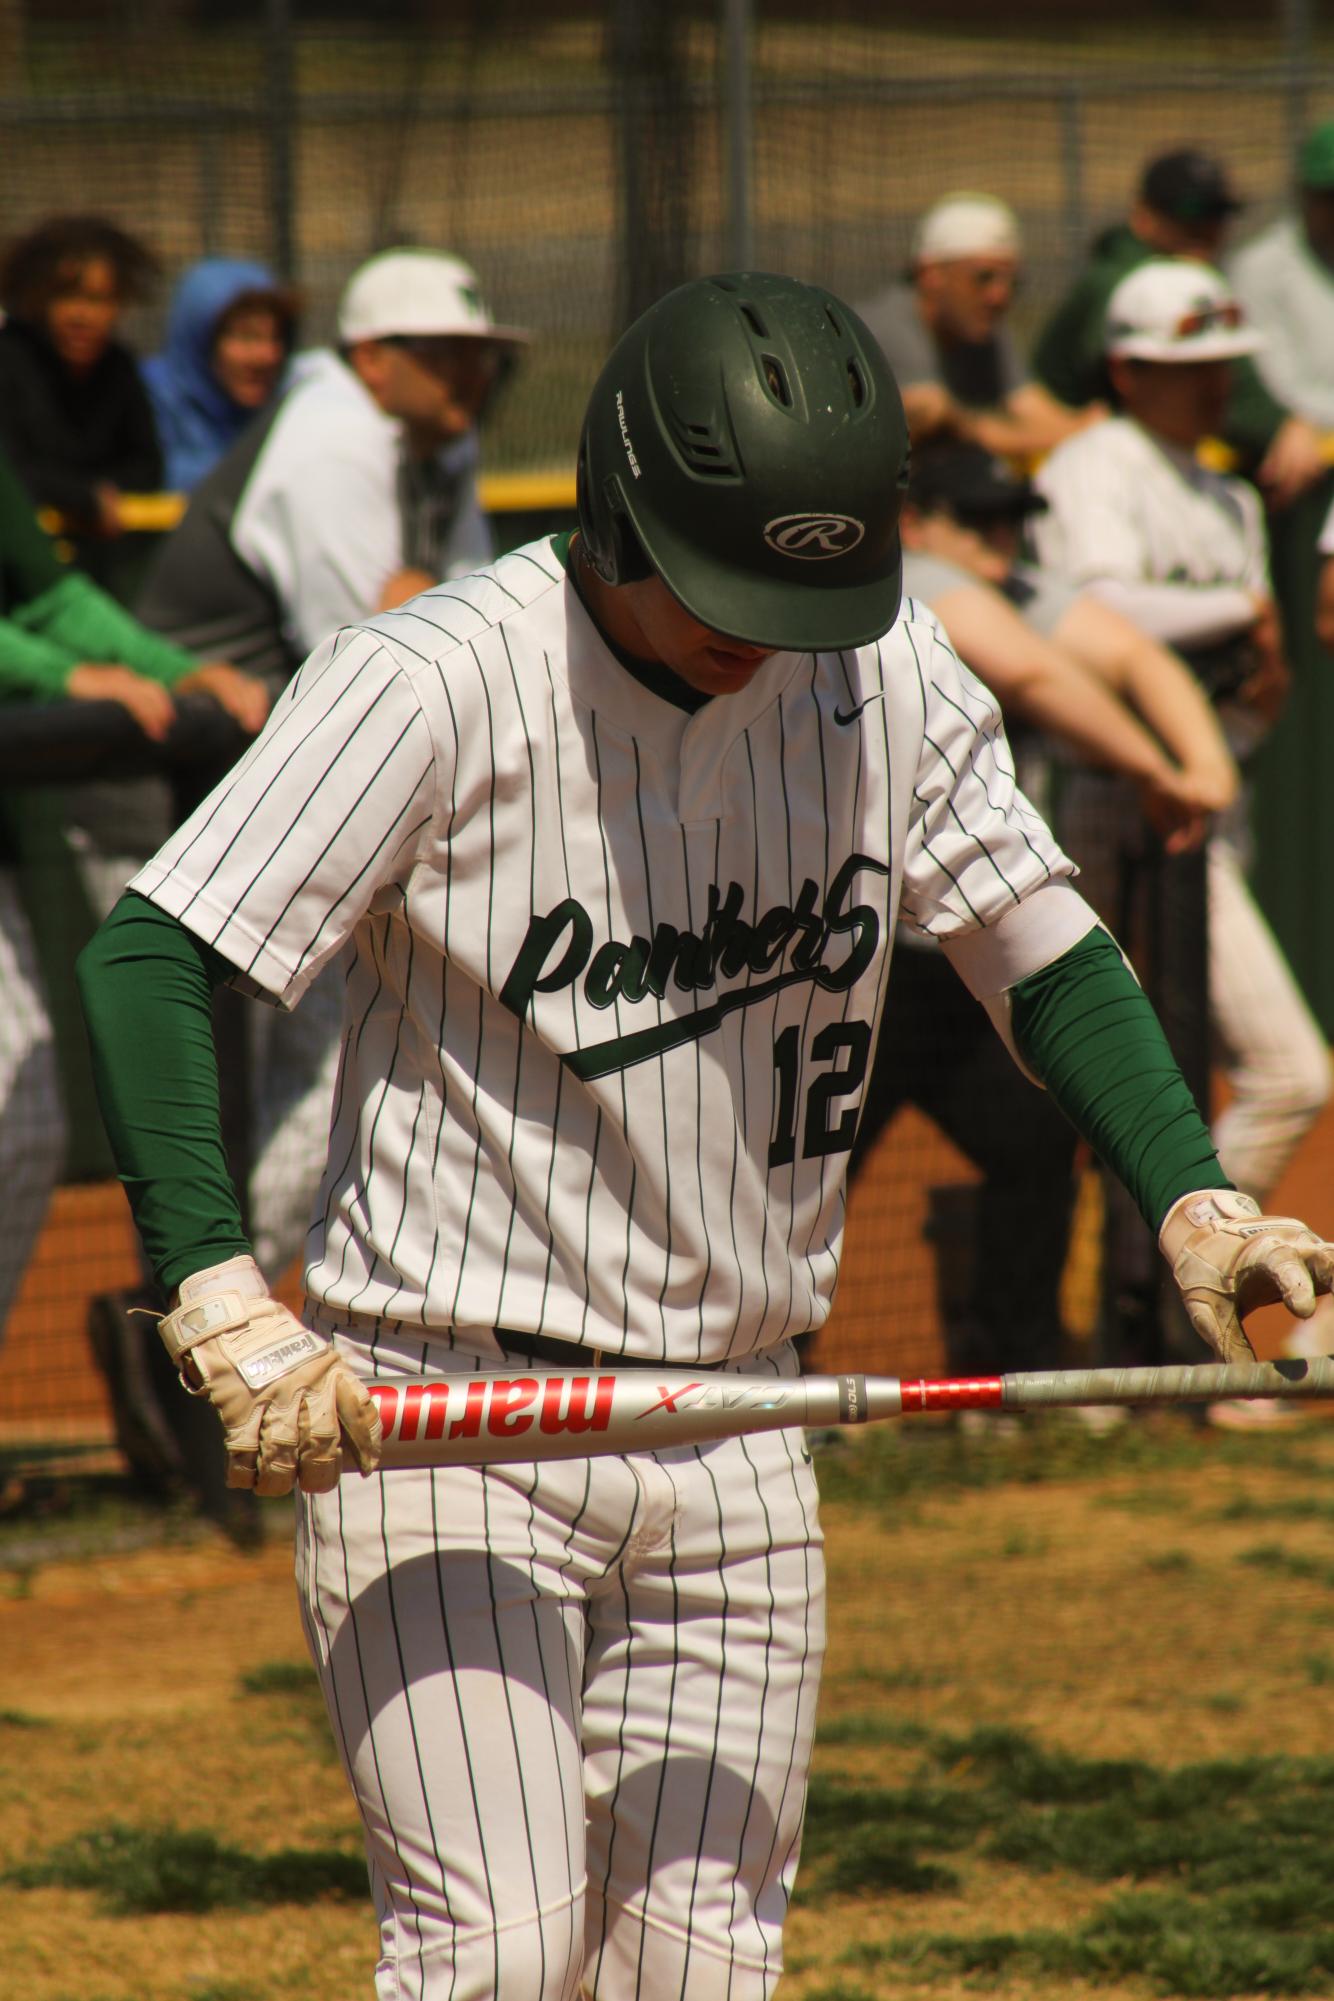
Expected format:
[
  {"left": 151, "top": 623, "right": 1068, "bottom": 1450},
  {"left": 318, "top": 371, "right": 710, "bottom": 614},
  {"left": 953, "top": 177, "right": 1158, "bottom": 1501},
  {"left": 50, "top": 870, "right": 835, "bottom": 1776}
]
[
  {"left": 128, "top": 624, "right": 439, "bottom": 1007},
  {"left": 897, "top": 613, "right": 1074, "bottom": 939}
]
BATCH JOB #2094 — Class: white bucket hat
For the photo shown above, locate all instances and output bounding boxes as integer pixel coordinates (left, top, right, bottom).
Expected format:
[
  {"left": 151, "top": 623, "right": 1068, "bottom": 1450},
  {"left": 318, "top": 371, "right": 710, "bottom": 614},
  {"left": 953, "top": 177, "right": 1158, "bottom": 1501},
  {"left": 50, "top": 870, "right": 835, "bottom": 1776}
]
[
  {"left": 337, "top": 248, "right": 529, "bottom": 347},
  {"left": 912, "top": 193, "right": 1021, "bottom": 264},
  {"left": 1104, "top": 259, "right": 1262, "bottom": 362}
]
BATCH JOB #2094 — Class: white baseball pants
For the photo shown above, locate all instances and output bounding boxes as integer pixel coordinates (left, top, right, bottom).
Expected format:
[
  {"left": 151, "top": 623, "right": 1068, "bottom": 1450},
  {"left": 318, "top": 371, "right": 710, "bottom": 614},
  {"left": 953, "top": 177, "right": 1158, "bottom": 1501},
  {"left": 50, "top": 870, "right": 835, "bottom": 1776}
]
[{"left": 296, "top": 1330, "right": 825, "bottom": 2001}]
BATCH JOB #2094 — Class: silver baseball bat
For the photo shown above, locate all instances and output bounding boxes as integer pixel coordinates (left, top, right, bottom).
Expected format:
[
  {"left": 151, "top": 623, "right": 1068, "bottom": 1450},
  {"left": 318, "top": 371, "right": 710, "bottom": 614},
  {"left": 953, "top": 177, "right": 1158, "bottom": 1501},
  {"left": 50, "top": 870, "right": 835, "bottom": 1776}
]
[{"left": 359, "top": 1355, "right": 1334, "bottom": 1470}]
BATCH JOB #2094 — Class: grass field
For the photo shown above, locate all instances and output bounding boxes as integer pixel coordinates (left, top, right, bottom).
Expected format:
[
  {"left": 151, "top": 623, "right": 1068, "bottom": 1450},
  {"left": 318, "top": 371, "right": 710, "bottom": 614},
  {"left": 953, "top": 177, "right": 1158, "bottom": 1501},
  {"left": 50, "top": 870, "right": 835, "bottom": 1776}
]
[{"left": 3, "top": 1413, "right": 1334, "bottom": 2001}]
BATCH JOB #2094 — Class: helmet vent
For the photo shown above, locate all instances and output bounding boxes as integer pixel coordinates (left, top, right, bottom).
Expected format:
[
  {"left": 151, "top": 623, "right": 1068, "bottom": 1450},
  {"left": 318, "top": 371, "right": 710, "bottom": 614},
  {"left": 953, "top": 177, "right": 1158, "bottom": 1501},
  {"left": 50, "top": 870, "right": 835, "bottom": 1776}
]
[
  {"left": 763, "top": 355, "right": 792, "bottom": 407},
  {"left": 825, "top": 304, "right": 844, "bottom": 337},
  {"left": 740, "top": 303, "right": 769, "bottom": 339},
  {"left": 667, "top": 413, "right": 739, "bottom": 477},
  {"left": 846, "top": 358, "right": 865, "bottom": 407}
]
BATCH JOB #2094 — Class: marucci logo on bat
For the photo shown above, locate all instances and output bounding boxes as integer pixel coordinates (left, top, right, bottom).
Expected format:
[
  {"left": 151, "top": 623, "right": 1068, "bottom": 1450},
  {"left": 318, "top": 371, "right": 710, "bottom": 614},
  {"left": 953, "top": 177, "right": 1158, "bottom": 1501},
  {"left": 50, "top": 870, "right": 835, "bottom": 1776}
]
[{"left": 370, "top": 1374, "right": 616, "bottom": 1442}]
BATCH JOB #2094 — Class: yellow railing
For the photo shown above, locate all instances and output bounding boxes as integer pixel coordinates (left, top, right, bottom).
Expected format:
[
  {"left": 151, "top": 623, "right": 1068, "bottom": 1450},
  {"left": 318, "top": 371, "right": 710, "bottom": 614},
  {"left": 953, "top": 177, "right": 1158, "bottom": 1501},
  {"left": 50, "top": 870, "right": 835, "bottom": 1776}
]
[{"left": 39, "top": 467, "right": 578, "bottom": 544}]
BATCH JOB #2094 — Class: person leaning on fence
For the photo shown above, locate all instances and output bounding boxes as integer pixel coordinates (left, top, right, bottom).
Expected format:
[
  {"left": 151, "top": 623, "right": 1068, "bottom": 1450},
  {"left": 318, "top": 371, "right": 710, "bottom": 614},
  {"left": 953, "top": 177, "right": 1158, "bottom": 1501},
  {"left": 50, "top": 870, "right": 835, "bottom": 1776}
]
[
  {"left": 0, "top": 439, "right": 267, "bottom": 1361},
  {"left": 1033, "top": 149, "right": 1327, "bottom": 510},
  {"left": 141, "top": 257, "right": 299, "bottom": 493},
  {"left": 846, "top": 441, "right": 1239, "bottom": 1407},
  {"left": 855, "top": 190, "right": 1099, "bottom": 459},
  {"left": 0, "top": 216, "right": 165, "bottom": 551},
  {"left": 1030, "top": 259, "right": 1333, "bottom": 1416}
]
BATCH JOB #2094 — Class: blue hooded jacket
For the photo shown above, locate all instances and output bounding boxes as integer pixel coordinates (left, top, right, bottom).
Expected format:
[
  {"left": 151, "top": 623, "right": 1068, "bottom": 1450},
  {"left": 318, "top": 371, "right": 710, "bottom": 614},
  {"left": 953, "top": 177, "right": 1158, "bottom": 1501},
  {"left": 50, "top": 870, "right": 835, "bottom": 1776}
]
[{"left": 142, "top": 258, "right": 286, "bottom": 492}]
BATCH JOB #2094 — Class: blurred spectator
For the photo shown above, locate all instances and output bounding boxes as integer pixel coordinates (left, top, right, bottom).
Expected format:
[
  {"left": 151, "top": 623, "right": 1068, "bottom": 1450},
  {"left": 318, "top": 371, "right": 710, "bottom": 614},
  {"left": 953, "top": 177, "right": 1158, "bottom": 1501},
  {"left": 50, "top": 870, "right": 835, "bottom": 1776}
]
[
  {"left": 0, "top": 215, "right": 162, "bottom": 541},
  {"left": 856, "top": 191, "right": 1097, "bottom": 457},
  {"left": 0, "top": 438, "right": 262, "bottom": 1350},
  {"left": 135, "top": 245, "right": 527, "bottom": 692},
  {"left": 1033, "top": 150, "right": 1325, "bottom": 508},
  {"left": 848, "top": 443, "right": 1237, "bottom": 1403},
  {"left": 902, "top": 442, "right": 1236, "bottom": 838},
  {"left": 1228, "top": 122, "right": 1334, "bottom": 428},
  {"left": 141, "top": 258, "right": 298, "bottom": 492},
  {"left": 1031, "top": 260, "right": 1331, "bottom": 1411}
]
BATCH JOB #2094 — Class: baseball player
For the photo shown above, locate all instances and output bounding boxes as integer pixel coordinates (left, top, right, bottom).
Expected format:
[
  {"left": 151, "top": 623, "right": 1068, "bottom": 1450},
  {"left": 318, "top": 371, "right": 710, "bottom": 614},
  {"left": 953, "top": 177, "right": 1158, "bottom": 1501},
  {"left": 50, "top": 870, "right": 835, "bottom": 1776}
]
[{"left": 77, "top": 273, "right": 1334, "bottom": 1999}]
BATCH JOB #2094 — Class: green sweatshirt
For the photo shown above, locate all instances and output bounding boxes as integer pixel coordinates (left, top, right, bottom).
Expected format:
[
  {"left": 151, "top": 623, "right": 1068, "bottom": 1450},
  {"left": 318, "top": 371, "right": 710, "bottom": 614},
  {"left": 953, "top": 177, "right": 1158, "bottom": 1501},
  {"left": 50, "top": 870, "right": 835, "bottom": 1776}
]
[
  {"left": 0, "top": 447, "right": 195, "bottom": 699},
  {"left": 77, "top": 895, "right": 1229, "bottom": 1293},
  {"left": 1032, "top": 223, "right": 1289, "bottom": 465}
]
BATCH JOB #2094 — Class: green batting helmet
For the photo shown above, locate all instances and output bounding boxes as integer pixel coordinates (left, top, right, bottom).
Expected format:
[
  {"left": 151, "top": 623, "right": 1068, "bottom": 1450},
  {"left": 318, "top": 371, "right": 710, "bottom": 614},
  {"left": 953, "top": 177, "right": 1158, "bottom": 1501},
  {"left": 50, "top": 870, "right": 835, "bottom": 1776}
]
[{"left": 576, "top": 272, "right": 909, "bottom": 652}]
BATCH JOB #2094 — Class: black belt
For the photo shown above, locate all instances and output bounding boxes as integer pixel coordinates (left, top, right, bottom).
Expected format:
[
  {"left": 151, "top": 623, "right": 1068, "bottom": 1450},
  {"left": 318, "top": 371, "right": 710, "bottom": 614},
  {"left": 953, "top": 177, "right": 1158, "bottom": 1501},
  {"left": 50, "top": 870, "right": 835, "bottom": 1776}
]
[{"left": 495, "top": 1328, "right": 723, "bottom": 1373}]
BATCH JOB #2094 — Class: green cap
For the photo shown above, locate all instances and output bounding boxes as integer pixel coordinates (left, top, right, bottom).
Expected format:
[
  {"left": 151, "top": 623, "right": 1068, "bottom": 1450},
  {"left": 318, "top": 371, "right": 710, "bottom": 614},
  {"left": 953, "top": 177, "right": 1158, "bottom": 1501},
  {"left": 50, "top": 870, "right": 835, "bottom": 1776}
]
[{"left": 1298, "top": 121, "right": 1334, "bottom": 190}]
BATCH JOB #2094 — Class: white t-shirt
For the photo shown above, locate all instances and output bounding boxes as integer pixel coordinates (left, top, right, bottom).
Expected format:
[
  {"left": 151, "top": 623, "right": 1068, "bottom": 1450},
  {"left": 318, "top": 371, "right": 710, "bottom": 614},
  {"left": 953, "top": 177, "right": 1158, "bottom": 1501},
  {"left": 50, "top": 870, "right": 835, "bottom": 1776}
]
[
  {"left": 1030, "top": 415, "right": 1267, "bottom": 649},
  {"left": 131, "top": 538, "right": 1076, "bottom": 1360},
  {"left": 232, "top": 350, "right": 493, "bottom": 660}
]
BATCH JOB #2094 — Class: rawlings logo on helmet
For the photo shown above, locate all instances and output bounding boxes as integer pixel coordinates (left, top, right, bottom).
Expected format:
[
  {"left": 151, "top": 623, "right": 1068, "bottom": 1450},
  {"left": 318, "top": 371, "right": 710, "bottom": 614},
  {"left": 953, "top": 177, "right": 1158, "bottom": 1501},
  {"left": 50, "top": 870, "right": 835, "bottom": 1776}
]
[{"left": 763, "top": 513, "right": 865, "bottom": 559}]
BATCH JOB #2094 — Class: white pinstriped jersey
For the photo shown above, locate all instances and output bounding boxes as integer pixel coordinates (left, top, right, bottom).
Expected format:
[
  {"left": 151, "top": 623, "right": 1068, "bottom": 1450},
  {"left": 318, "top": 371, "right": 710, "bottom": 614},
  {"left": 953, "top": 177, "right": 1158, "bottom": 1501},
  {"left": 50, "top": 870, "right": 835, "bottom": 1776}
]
[{"left": 130, "top": 540, "right": 1072, "bottom": 1360}]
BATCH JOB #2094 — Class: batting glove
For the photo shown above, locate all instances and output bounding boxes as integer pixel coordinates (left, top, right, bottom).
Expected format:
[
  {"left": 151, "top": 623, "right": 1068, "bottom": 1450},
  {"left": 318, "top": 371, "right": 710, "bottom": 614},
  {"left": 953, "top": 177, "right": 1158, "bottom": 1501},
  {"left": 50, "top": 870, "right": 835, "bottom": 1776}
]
[
  {"left": 158, "top": 1256, "right": 381, "bottom": 1496},
  {"left": 1159, "top": 1190, "right": 1334, "bottom": 1366}
]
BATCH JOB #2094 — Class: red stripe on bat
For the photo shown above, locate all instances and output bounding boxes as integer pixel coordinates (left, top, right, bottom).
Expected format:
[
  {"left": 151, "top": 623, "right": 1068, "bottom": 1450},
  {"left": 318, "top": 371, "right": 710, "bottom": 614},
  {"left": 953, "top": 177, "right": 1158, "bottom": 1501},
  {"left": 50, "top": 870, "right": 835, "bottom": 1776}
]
[{"left": 898, "top": 1376, "right": 1005, "bottom": 1412}]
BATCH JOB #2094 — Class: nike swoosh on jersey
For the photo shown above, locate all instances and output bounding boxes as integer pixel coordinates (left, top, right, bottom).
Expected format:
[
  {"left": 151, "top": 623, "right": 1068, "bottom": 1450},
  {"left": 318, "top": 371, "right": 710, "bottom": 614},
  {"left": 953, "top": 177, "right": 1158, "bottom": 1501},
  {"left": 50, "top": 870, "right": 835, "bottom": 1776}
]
[{"left": 833, "top": 693, "right": 885, "bottom": 726}]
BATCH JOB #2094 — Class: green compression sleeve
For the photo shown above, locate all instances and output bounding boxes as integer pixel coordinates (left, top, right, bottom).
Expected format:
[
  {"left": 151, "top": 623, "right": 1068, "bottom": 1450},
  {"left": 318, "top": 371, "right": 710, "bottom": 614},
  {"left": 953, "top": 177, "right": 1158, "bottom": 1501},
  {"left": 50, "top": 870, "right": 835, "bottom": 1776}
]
[
  {"left": 76, "top": 892, "right": 253, "bottom": 1291},
  {"left": 1009, "top": 926, "right": 1231, "bottom": 1232}
]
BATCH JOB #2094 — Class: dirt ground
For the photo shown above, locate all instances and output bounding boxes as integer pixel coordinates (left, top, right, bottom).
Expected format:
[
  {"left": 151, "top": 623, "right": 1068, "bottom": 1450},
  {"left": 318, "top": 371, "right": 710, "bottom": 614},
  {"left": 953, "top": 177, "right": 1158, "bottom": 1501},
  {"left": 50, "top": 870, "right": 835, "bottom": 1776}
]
[{"left": 2, "top": 1422, "right": 1332, "bottom": 2001}]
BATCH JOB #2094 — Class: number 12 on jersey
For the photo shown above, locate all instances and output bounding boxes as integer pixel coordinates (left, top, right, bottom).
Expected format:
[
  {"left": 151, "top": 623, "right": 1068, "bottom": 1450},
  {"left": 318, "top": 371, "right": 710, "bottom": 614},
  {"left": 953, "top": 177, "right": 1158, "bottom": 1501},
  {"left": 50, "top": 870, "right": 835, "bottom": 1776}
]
[{"left": 769, "top": 1020, "right": 872, "bottom": 1167}]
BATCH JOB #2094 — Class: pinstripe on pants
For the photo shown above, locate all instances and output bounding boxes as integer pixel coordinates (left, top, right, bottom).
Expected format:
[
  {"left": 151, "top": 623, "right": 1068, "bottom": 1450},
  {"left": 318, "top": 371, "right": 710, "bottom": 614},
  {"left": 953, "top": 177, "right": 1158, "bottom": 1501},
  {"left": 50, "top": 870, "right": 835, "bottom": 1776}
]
[{"left": 296, "top": 1331, "right": 824, "bottom": 2001}]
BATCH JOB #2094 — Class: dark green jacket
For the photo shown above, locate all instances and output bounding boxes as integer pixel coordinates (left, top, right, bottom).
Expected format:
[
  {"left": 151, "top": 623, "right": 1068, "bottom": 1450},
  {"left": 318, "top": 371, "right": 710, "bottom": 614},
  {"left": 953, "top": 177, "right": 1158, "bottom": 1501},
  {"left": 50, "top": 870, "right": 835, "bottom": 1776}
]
[{"left": 1032, "top": 223, "right": 1289, "bottom": 466}]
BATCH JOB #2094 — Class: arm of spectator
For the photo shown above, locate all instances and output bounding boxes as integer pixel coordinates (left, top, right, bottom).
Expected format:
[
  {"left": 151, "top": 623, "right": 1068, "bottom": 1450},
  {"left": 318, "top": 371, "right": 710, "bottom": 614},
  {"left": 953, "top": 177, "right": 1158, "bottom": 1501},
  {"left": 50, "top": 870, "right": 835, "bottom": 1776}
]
[
  {"left": 956, "top": 382, "right": 1112, "bottom": 460},
  {"left": 16, "top": 571, "right": 196, "bottom": 685},
  {"left": 1047, "top": 595, "right": 1238, "bottom": 815},
  {"left": 377, "top": 568, "right": 437, "bottom": 611},
  {"left": 952, "top": 381, "right": 1105, "bottom": 461},
  {"left": 64, "top": 663, "right": 174, "bottom": 741},
  {"left": 1254, "top": 415, "right": 1329, "bottom": 510},
  {"left": 0, "top": 615, "right": 172, "bottom": 743},
  {"left": 173, "top": 662, "right": 270, "bottom": 735},
  {"left": 928, "top": 580, "right": 1199, "bottom": 798}
]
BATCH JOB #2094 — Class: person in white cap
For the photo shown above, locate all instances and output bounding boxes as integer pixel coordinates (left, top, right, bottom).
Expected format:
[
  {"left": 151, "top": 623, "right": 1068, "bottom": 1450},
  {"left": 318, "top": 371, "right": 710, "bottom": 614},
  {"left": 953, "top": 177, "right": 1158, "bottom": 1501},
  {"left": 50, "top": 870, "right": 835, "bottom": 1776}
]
[
  {"left": 1031, "top": 258, "right": 1331, "bottom": 1420},
  {"left": 857, "top": 190, "right": 1097, "bottom": 457},
  {"left": 84, "top": 249, "right": 529, "bottom": 1517},
  {"left": 134, "top": 246, "right": 529, "bottom": 693}
]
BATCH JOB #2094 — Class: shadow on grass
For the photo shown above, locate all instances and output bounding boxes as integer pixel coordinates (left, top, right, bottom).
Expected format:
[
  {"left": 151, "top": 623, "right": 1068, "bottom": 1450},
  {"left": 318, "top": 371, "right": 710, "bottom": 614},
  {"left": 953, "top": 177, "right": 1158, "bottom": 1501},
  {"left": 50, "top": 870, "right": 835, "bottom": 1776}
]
[{"left": 4, "top": 1824, "right": 367, "bottom": 1915}]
